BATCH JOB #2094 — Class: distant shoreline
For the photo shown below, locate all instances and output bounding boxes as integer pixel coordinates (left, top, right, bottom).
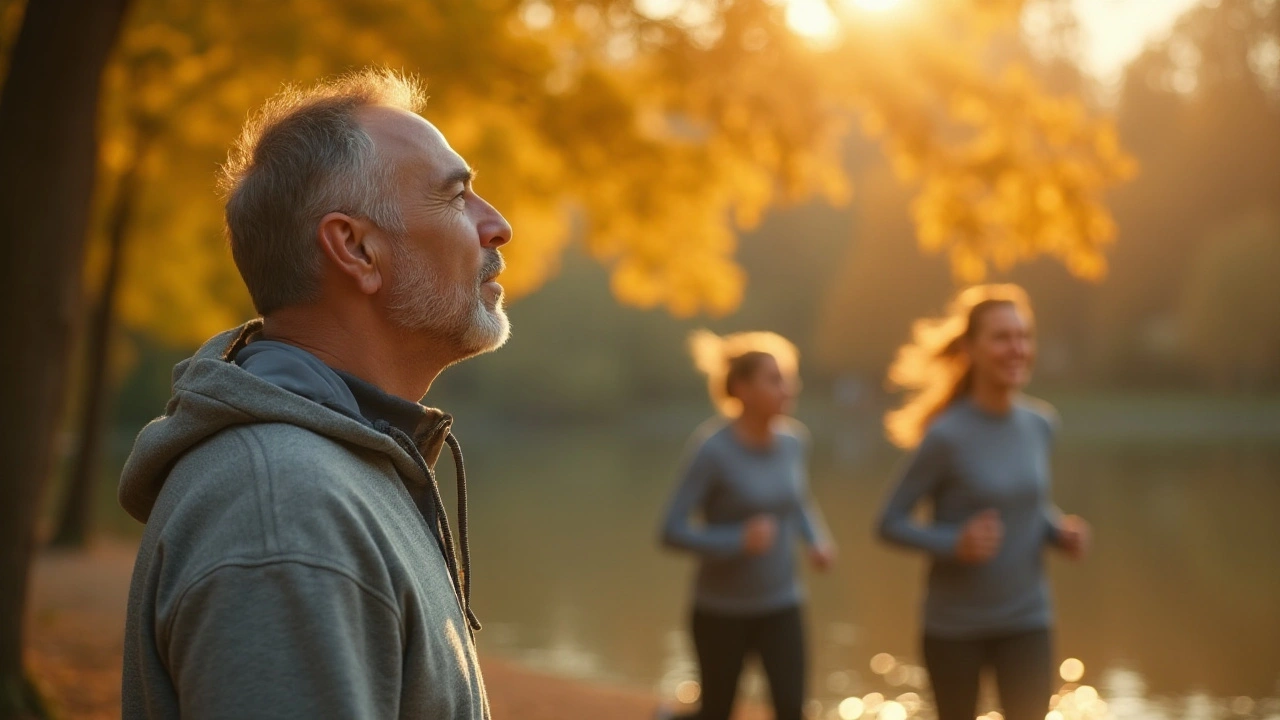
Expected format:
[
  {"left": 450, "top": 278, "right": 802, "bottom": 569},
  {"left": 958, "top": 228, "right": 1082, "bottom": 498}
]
[{"left": 404, "top": 389, "right": 1280, "bottom": 446}]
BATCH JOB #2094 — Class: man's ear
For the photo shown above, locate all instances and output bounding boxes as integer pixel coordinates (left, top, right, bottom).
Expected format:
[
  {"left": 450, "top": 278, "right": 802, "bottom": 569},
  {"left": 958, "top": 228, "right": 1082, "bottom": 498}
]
[{"left": 318, "top": 212, "right": 383, "bottom": 296}]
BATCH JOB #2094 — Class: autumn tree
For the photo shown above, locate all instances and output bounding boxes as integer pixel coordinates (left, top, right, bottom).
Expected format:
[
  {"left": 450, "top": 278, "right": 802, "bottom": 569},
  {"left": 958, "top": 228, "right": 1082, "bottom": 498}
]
[
  {"left": 94, "top": 0, "right": 1135, "bottom": 322},
  {"left": 51, "top": 21, "right": 242, "bottom": 547},
  {"left": 0, "top": 0, "right": 130, "bottom": 716}
]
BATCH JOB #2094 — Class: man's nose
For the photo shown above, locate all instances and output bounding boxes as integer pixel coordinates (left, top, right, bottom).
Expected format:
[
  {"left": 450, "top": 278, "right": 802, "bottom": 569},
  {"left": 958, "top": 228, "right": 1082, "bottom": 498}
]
[{"left": 478, "top": 197, "right": 512, "bottom": 249}]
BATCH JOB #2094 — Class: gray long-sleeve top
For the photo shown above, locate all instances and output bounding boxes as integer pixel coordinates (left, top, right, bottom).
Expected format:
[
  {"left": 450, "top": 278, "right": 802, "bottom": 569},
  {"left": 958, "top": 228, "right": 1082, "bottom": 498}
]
[
  {"left": 877, "top": 397, "right": 1066, "bottom": 639},
  {"left": 661, "top": 419, "right": 827, "bottom": 615}
]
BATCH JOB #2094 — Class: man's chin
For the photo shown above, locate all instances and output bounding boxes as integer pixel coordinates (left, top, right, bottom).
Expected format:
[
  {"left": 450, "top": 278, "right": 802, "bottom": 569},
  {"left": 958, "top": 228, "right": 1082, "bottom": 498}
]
[
  {"left": 482, "top": 316, "right": 511, "bottom": 352},
  {"left": 461, "top": 308, "right": 510, "bottom": 356}
]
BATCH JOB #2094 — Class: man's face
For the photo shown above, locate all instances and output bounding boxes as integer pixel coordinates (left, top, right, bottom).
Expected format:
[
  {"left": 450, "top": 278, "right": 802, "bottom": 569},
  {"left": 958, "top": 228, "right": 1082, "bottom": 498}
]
[{"left": 360, "top": 106, "right": 513, "bottom": 358}]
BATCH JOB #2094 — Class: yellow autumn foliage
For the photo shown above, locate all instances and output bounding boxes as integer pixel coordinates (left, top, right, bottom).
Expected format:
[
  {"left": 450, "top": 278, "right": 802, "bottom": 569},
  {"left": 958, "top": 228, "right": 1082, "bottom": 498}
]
[{"left": 6, "top": 0, "right": 1136, "bottom": 344}]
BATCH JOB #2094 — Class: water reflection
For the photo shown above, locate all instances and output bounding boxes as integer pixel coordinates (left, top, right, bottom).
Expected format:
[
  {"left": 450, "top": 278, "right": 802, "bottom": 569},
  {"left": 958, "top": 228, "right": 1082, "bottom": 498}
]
[
  {"left": 458, "top": 426, "right": 1280, "bottom": 716},
  {"left": 839, "top": 696, "right": 866, "bottom": 719},
  {"left": 816, "top": 653, "right": 1274, "bottom": 719}
]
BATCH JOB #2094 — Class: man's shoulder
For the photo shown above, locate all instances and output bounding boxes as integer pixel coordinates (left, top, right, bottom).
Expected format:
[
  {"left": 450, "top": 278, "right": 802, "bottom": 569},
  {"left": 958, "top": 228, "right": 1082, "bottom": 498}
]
[
  {"left": 143, "top": 422, "right": 426, "bottom": 608},
  {"left": 156, "top": 422, "right": 405, "bottom": 561},
  {"left": 178, "top": 421, "right": 381, "bottom": 485}
]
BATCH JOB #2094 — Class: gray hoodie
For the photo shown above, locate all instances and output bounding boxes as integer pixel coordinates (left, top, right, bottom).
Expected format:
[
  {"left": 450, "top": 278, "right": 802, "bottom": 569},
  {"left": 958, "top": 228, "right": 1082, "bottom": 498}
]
[{"left": 119, "top": 321, "right": 489, "bottom": 719}]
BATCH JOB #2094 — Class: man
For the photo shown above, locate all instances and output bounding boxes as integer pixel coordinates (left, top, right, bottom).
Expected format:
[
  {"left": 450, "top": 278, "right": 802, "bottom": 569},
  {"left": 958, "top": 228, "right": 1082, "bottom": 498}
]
[{"left": 119, "top": 69, "right": 511, "bottom": 719}]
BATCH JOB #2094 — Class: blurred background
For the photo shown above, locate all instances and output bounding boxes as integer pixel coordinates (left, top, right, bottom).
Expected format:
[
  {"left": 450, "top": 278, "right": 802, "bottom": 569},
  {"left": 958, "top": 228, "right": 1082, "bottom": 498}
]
[{"left": 2, "top": 0, "right": 1278, "bottom": 718}]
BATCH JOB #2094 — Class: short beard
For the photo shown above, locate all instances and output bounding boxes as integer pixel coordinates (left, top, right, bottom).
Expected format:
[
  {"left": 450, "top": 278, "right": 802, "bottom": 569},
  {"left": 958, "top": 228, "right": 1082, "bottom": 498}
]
[{"left": 386, "top": 242, "right": 510, "bottom": 359}]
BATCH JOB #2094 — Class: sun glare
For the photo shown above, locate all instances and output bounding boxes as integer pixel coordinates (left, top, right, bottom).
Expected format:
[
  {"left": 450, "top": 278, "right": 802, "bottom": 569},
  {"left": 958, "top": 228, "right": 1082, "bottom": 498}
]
[
  {"left": 786, "top": 0, "right": 905, "bottom": 39},
  {"left": 786, "top": 0, "right": 839, "bottom": 40},
  {"left": 849, "top": 0, "right": 902, "bottom": 10}
]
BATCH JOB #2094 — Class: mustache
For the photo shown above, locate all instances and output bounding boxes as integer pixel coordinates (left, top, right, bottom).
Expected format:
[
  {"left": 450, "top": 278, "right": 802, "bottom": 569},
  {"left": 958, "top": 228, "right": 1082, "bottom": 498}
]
[{"left": 480, "top": 251, "right": 505, "bottom": 283}]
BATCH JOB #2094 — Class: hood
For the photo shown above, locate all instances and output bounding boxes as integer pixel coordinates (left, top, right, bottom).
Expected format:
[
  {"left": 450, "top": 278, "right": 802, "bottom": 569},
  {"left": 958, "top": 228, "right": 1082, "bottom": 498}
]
[{"left": 118, "top": 320, "right": 453, "bottom": 523}]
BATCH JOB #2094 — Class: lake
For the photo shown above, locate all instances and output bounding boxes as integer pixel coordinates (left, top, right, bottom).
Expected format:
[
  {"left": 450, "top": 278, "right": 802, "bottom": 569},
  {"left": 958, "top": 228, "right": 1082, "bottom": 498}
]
[{"left": 453, "top": 417, "right": 1280, "bottom": 719}]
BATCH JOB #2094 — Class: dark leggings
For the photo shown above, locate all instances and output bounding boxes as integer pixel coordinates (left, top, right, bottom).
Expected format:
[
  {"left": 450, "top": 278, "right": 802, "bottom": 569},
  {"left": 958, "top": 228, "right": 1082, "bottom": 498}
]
[
  {"left": 675, "top": 605, "right": 806, "bottom": 720},
  {"left": 923, "top": 629, "right": 1053, "bottom": 720}
]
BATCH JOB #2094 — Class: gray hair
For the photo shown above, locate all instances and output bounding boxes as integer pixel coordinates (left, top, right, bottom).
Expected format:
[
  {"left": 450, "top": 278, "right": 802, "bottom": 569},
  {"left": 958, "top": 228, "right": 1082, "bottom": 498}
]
[{"left": 220, "top": 68, "right": 427, "bottom": 315}]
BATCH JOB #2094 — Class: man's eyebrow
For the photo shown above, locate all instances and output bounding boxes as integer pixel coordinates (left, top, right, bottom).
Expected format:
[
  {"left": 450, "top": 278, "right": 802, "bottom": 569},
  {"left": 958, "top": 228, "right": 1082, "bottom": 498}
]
[{"left": 439, "top": 166, "right": 475, "bottom": 191}]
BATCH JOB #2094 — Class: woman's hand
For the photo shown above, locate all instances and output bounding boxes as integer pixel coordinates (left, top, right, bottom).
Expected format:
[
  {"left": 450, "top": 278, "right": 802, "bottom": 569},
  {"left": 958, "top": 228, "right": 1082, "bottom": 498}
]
[
  {"left": 1056, "top": 514, "right": 1091, "bottom": 561},
  {"left": 809, "top": 543, "right": 837, "bottom": 572},
  {"left": 955, "top": 509, "right": 1003, "bottom": 564},
  {"left": 742, "top": 514, "right": 778, "bottom": 556}
]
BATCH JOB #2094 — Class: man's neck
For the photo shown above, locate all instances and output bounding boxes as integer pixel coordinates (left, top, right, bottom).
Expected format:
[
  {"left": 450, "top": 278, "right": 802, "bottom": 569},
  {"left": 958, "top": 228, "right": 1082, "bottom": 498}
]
[{"left": 261, "top": 307, "right": 453, "bottom": 402}]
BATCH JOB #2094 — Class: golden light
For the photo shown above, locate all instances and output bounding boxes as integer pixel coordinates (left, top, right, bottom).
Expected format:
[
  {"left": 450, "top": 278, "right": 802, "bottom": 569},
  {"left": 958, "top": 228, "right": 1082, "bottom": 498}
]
[
  {"left": 675, "top": 680, "right": 701, "bottom": 704},
  {"left": 870, "top": 652, "right": 897, "bottom": 675},
  {"left": 786, "top": 0, "right": 838, "bottom": 40},
  {"left": 1060, "top": 657, "right": 1086, "bottom": 683},
  {"left": 848, "top": 0, "right": 903, "bottom": 10},
  {"left": 786, "top": 0, "right": 905, "bottom": 39},
  {"left": 827, "top": 671, "right": 852, "bottom": 692},
  {"left": 880, "top": 700, "right": 908, "bottom": 720},
  {"left": 838, "top": 697, "right": 866, "bottom": 720},
  {"left": 886, "top": 664, "right": 911, "bottom": 686}
]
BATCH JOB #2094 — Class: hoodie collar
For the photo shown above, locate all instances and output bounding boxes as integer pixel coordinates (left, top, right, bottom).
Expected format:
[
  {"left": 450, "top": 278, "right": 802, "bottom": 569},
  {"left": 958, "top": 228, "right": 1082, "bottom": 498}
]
[
  {"left": 225, "top": 319, "right": 453, "bottom": 467},
  {"left": 119, "top": 321, "right": 453, "bottom": 522},
  {"left": 335, "top": 369, "right": 446, "bottom": 446},
  {"left": 233, "top": 340, "right": 362, "bottom": 417}
]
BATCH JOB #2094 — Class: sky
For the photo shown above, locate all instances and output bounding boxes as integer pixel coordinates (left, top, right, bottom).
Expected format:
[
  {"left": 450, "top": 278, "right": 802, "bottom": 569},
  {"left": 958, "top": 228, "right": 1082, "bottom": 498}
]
[
  {"left": 786, "top": 0, "right": 1206, "bottom": 83},
  {"left": 1070, "top": 0, "right": 1204, "bottom": 82}
]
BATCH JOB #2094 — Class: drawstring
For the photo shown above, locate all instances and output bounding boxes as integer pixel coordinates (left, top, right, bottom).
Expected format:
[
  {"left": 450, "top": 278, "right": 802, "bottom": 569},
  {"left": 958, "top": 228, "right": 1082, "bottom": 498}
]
[
  {"left": 444, "top": 433, "right": 482, "bottom": 632},
  {"left": 220, "top": 322, "right": 482, "bottom": 633},
  {"left": 378, "top": 422, "right": 481, "bottom": 635}
]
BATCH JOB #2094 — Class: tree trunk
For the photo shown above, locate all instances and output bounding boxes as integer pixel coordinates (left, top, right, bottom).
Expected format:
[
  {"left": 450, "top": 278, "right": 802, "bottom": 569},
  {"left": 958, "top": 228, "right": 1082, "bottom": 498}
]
[
  {"left": 0, "top": 0, "right": 130, "bottom": 716},
  {"left": 50, "top": 135, "right": 150, "bottom": 550}
]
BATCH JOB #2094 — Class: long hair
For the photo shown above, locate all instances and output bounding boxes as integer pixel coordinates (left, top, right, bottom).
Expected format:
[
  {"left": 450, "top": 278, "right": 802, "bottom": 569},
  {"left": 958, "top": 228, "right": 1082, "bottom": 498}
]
[
  {"left": 884, "top": 284, "right": 1034, "bottom": 449},
  {"left": 689, "top": 329, "right": 799, "bottom": 417}
]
